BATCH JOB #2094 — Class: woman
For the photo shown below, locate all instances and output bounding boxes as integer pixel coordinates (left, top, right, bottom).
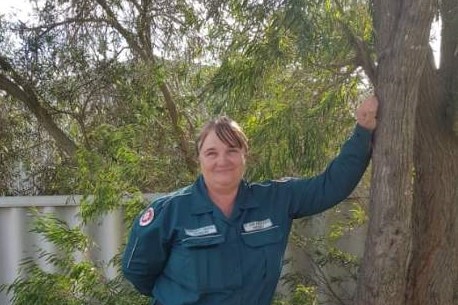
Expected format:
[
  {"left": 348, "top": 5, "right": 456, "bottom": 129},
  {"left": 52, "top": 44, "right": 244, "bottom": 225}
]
[{"left": 122, "top": 96, "right": 378, "bottom": 305}]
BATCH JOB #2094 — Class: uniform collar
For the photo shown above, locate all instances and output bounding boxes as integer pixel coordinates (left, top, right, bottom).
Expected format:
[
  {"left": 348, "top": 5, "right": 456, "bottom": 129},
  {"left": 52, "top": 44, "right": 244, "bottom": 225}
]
[
  {"left": 190, "top": 176, "right": 214, "bottom": 214},
  {"left": 237, "top": 180, "right": 261, "bottom": 209},
  {"left": 191, "top": 176, "right": 260, "bottom": 215}
]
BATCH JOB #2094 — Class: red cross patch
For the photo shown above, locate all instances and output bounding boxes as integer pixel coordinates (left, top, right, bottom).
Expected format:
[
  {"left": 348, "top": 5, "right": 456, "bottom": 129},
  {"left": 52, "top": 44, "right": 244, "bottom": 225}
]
[{"left": 139, "top": 207, "right": 155, "bottom": 226}]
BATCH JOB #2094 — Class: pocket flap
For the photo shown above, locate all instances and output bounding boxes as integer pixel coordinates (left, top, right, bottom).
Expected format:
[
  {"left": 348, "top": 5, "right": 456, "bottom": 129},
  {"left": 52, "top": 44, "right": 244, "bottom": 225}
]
[
  {"left": 241, "top": 226, "right": 282, "bottom": 247},
  {"left": 181, "top": 234, "right": 225, "bottom": 247}
]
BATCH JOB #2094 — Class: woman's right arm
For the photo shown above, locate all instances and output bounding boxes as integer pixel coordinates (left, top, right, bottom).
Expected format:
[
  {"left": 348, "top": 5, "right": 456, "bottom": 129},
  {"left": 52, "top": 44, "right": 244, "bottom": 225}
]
[{"left": 122, "top": 200, "right": 171, "bottom": 295}]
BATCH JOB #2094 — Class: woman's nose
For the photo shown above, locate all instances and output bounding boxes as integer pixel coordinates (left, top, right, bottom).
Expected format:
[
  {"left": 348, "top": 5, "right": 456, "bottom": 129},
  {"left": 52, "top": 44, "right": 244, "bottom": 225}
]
[{"left": 216, "top": 153, "right": 230, "bottom": 164}]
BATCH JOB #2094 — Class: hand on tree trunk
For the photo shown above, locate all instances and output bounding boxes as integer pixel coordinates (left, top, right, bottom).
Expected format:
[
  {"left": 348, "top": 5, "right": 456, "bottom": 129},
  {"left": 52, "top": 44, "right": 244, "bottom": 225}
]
[{"left": 356, "top": 95, "right": 379, "bottom": 131}]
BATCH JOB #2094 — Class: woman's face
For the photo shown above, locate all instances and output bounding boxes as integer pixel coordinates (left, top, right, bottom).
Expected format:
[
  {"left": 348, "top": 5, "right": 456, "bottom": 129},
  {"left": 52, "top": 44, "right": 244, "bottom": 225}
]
[{"left": 198, "top": 130, "right": 246, "bottom": 193}]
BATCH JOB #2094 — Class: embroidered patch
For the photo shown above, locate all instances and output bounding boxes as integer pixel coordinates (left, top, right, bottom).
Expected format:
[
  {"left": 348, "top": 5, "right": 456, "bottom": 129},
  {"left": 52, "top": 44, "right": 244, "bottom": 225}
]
[{"left": 139, "top": 207, "right": 154, "bottom": 226}]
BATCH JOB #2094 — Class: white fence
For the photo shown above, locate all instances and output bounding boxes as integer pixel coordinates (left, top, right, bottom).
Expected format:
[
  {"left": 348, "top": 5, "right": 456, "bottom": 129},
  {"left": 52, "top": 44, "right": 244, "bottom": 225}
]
[{"left": 0, "top": 195, "right": 366, "bottom": 305}]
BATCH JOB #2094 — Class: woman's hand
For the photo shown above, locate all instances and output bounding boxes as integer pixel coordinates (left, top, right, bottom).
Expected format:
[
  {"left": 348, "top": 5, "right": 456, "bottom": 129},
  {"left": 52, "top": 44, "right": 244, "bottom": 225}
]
[{"left": 356, "top": 95, "right": 379, "bottom": 131}]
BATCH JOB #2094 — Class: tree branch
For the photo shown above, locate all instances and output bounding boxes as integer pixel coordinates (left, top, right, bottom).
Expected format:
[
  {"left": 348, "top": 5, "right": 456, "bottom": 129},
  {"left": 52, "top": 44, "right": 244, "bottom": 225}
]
[
  {"left": 0, "top": 56, "right": 78, "bottom": 158},
  {"left": 333, "top": 1, "right": 377, "bottom": 86},
  {"left": 95, "top": 0, "right": 146, "bottom": 59}
]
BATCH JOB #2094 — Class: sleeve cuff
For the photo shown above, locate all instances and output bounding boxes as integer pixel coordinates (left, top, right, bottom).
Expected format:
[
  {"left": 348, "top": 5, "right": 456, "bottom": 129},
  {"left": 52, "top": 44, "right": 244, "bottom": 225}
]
[{"left": 355, "top": 124, "right": 373, "bottom": 138}]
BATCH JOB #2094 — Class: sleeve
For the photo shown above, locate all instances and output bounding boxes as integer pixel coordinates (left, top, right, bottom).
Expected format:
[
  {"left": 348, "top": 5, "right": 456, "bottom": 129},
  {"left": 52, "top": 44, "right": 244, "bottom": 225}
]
[
  {"left": 287, "top": 124, "right": 373, "bottom": 218},
  {"left": 122, "top": 199, "right": 172, "bottom": 295}
]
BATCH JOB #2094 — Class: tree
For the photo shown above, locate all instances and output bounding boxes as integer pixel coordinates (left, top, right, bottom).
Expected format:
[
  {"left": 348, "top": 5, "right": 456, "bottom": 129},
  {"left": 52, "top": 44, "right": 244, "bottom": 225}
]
[
  {"left": 354, "top": 1, "right": 458, "bottom": 305},
  {"left": 0, "top": 0, "right": 213, "bottom": 194}
]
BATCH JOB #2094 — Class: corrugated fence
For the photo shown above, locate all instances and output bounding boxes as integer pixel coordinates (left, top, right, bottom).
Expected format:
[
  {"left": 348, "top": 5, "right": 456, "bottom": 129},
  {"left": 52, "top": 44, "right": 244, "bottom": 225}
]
[{"left": 0, "top": 195, "right": 160, "bottom": 305}]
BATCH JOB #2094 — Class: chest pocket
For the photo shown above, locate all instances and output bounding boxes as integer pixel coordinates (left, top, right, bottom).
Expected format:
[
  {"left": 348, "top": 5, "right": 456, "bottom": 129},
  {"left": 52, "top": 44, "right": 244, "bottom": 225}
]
[
  {"left": 163, "top": 234, "right": 242, "bottom": 292},
  {"left": 240, "top": 225, "right": 284, "bottom": 282}
]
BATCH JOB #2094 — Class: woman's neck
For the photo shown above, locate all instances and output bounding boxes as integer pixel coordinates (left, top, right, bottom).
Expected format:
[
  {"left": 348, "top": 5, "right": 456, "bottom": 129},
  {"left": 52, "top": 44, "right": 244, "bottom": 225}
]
[{"left": 207, "top": 188, "right": 238, "bottom": 217}]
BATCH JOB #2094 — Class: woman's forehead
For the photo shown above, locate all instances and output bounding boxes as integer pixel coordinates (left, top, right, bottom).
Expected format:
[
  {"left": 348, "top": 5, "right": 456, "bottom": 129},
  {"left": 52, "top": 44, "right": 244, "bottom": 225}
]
[
  {"left": 200, "top": 130, "right": 227, "bottom": 147},
  {"left": 200, "top": 130, "right": 242, "bottom": 150},
  {"left": 197, "top": 118, "right": 248, "bottom": 154}
]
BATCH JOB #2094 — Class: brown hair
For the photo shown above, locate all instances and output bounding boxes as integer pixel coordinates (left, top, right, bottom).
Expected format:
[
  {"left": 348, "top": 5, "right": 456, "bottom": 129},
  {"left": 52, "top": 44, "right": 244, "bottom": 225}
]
[{"left": 196, "top": 116, "right": 248, "bottom": 154}]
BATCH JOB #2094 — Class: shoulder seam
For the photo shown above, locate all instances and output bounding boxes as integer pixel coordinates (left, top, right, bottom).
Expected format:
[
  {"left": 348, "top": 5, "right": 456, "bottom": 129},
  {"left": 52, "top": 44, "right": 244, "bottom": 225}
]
[{"left": 154, "top": 189, "right": 193, "bottom": 209}]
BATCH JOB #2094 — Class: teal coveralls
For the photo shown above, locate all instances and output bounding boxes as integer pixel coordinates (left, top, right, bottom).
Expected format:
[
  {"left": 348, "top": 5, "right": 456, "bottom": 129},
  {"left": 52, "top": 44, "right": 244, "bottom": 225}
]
[{"left": 122, "top": 125, "right": 372, "bottom": 305}]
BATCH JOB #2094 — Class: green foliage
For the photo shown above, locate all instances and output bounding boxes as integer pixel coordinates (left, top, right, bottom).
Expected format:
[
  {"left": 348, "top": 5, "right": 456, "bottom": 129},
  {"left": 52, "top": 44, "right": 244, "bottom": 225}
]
[
  {"left": 2, "top": 255, "right": 149, "bottom": 305},
  {"left": 328, "top": 203, "right": 367, "bottom": 242},
  {"left": 75, "top": 124, "right": 144, "bottom": 221},
  {"left": 274, "top": 285, "right": 318, "bottom": 305},
  {"left": 31, "top": 209, "right": 90, "bottom": 253}
]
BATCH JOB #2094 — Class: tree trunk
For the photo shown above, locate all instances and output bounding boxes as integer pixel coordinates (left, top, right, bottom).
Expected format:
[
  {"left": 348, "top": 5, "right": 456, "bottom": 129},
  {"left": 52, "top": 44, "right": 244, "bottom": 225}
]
[
  {"left": 405, "top": 47, "right": 458, "bottom": 305},
  {"left": 406, "top": 0, "right": 458, "bottom": 302},
  {"left": 355, "top": 1, "right": 436, "bottom": 304}
]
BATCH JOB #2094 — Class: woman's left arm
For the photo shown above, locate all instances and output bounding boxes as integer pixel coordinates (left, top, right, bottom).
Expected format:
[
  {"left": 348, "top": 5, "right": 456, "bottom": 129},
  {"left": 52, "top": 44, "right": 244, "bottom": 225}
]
[{"left": 287, "top": 96, "right": 378, "bottom": 218}]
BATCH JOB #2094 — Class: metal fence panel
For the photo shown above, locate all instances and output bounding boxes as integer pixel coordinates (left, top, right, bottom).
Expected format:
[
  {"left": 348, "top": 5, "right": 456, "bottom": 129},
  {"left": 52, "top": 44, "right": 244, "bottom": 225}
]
[{"left": 0, "top": 195, "right": 132, "bottom": 305}]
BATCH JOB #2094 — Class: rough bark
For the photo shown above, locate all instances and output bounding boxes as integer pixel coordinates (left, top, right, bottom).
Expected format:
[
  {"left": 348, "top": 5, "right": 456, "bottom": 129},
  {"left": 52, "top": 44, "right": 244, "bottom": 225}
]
[
  {"left": 405, "top": 0, "right": 458, "bottom": 303},
  {"left": 355, "top": 1, "right": 436, "bottom": 304},
  {"left": 405, "top": 47, "right": 458, "bottom": 305},
  {"left": 441, "top": 0, "right": 458, "bottom": 136}
]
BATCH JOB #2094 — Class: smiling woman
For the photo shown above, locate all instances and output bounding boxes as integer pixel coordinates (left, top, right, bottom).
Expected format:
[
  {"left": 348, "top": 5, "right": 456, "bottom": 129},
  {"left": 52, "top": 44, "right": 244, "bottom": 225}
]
[
  {"left": 121, "top": 97, "right": 378, "bottom": 305},
  {"left": 197, "top": 117, "right": 248, "bottom": 217}
]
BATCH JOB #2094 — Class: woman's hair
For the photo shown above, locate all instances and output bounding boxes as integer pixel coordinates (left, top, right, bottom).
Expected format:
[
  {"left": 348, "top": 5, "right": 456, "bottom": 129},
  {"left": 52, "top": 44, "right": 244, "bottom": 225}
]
[{"left": 196, "top": 116, "right": 248, "bottom": 154}]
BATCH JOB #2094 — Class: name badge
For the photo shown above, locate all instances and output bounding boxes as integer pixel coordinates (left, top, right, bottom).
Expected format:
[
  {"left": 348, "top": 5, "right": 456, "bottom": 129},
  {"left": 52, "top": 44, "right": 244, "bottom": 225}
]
[
  {"left": 243, "top": 218, "right": 273, "bottom": 232},
  {"left": 185, "top": 225, "right": 217, "bottom": 237}
]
